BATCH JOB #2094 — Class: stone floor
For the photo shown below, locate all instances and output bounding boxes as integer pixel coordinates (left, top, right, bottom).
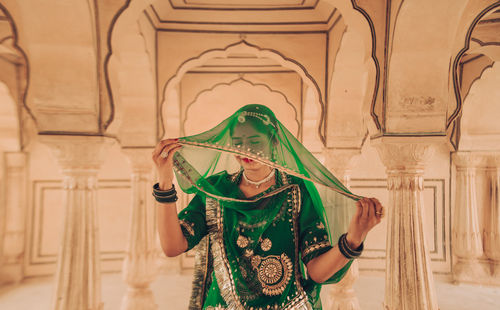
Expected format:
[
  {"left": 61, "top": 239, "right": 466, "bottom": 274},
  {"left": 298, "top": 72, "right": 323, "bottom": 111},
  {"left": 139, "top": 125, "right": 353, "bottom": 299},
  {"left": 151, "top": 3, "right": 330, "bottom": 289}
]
[{"left": 0, "top": 272, "right": 499, "bottom": 309}]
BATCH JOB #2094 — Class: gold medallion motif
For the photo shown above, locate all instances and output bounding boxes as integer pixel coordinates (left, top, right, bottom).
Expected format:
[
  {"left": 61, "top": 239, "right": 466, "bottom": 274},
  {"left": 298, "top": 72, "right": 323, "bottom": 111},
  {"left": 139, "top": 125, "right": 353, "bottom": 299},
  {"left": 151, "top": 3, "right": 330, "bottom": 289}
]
[
  {"left": 251, "top": 255, "right": 262, "bottom": 269},
  {"left": 260, "top": 238, "right": 272, "bottom": 252},
  {"left": 251, "top": 254, "right": 293, "bottom": 296},
  {"left": 258, "top": 257, "right": 283, "bottom": 284},
  {"left": 237, "top": 235, "right": 249, "bottom": 248}
]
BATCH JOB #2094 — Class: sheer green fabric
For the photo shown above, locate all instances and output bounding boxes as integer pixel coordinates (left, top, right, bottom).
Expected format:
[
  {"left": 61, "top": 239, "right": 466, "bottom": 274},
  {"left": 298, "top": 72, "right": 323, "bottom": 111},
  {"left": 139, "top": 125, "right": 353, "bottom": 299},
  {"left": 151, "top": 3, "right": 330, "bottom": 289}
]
[{"left": 173, "top": 104, "right": 363, "bottom": 309}]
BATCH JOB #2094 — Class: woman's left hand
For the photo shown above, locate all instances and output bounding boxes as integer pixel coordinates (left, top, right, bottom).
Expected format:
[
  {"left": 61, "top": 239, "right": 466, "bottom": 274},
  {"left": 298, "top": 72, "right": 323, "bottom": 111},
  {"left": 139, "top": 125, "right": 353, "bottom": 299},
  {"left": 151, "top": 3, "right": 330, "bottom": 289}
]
[{"left": 346, "top": 197, "right": 384, "bottom": 249}]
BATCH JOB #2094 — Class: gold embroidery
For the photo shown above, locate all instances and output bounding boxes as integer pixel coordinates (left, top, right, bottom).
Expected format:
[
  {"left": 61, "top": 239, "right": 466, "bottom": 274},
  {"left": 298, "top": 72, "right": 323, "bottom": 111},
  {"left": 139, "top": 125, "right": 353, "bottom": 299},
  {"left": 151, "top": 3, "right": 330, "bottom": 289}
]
[
  {"left": 237, "top": 235, "right": 249, "bottom": 248},
  {"left": 206, "top": 198, "right": 245, "bottom": 309},
  {"left": 251, "top": 254, "right": 293, "bottom": 296},
  {"left": 302, "top": 240, "right": 331, "bottom": 258},
  {"left": 251, "top": 255, "right": 262, "bottom": 269},
  {"left": 260, "top": 238, "right": 272, "bottom": 252},
  {"left": 240, "top": 266, "right": 248, "bottom": 279},
  {"left": 176, "top": 141, "right": 363, "bottom": 200},
  {"left": 179, "top": 220, "right": 195, "bottom": 236},
  {"left": 244, "top": 249, "right": 254, "bottom": 257},
  {"left": 316, "top": 222, "right": 325, "bottom": 229}
]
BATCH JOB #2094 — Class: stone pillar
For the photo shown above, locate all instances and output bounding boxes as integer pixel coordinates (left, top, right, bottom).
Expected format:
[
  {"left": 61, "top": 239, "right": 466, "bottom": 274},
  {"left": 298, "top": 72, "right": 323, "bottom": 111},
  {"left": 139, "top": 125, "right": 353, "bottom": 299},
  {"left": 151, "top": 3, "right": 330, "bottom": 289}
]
[
  {"left": 323, "top": 148, "right": 361, "bottom": 310},
  {"left": 121, "top": 148, "right": 158, "bottom": 310},
  {"left": 374, "top": 138, "right": 438, "bottom": 310},
  {"left": 41, "top": 135, "right": 112, "bottom": 310},
  {"left": 451, "top": 152, "right": 489, "bottom": 283},
  {"left": 0, "top": 152, "right": 28, "bottom": 285},
  {"left": 485, "top": 154, "right": 500, "bottom": 278}
]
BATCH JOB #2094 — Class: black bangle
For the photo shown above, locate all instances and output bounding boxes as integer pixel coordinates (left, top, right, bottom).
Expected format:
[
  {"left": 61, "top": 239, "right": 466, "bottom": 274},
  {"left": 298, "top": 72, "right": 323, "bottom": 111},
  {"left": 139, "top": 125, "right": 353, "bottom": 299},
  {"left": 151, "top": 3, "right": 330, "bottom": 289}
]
[
  {"left": 152, "top": 183, "right": 178, "bottom": 203},
  {"left": 153, "top": 183, "right": 176, "bottom": 196},
  {"left": 338, "top": 233, "right": 363, "bottom": 259},
  {"left": 153, "top": 193, "right": 178, "bottom": 203},
  {"left": 342, "top": 233, "right": 363, "bottom": 256}
]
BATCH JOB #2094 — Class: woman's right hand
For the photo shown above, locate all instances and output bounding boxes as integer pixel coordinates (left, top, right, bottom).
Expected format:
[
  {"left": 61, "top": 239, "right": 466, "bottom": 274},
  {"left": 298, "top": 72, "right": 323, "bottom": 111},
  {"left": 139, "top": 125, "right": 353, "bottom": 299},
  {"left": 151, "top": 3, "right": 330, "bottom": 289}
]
[{"left": 152, "top": 138, "right": 182, "bottom": 190}]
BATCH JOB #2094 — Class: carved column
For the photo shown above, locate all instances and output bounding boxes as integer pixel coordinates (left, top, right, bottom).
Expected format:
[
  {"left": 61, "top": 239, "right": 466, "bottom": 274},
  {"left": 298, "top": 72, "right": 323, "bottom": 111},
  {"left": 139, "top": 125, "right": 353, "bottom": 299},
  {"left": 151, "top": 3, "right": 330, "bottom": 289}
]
[
  {"left": 323, "top": 148, "right": 361, "bottom": 310},
  {"left": 121, "top": 148, "right": 158, "bottom": 310},
  {"left": 374, "top": 139, "right": 438, "bottom": 310},
  {"left": 41, "top": 135, "right": 112, "bottom": 310},
  {"left": 485, "top": 154, "right": 500, "bottom": 278},
  {"left": 451, "top": 152, "right": 489, "bottom": 283},
  {"left": 0, "top": 152, "right": 28, "bottom": 285}
]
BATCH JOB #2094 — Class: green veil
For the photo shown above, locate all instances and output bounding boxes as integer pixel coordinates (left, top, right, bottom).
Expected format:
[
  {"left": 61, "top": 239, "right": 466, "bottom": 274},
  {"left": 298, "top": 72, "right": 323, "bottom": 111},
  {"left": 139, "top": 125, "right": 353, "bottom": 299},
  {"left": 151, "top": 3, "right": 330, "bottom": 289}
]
[{"left": 173, "top": 104, "right": 362, "bottom": 309}]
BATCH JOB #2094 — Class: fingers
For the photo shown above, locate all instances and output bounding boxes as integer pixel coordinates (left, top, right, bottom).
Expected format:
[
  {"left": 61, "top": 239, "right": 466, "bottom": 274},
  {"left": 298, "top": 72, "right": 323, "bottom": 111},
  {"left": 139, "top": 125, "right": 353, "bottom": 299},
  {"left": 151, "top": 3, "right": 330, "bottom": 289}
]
[
  {"left": 358, "top": 198, "right": 370, "bottom": 220},
  {"left": 165, "top": 145, "right": 182, "bottom": 162},
  {"left": 358, "top": 197, "right": 383, "bottom": 223},
  {"left": 152, "top": 138, "right": 179, "bottom": 158},
  {"left": 372, "top": 198, "right": 385, "bottom": 220},
  {"left": 152, "top": 140, "right": 181, "bottom": 163},
  {"left": 355, "top": 200, "right": 363, "bottom": 218}
]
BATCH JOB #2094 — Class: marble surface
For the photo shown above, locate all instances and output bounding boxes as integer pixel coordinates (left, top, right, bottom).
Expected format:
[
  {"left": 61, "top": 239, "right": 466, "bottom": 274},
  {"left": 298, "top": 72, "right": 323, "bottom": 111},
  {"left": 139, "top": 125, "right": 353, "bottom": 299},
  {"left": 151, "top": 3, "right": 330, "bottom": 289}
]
[{"left": 0, "top": 273, "right": 499, "bottom": 309}]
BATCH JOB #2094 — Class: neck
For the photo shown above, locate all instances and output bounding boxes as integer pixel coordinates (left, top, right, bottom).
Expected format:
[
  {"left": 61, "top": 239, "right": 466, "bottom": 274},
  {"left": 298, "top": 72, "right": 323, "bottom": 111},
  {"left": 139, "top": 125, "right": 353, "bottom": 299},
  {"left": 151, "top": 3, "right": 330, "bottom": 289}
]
[{"left": 243, "top": 166, "right": 273, "bottom": 182}]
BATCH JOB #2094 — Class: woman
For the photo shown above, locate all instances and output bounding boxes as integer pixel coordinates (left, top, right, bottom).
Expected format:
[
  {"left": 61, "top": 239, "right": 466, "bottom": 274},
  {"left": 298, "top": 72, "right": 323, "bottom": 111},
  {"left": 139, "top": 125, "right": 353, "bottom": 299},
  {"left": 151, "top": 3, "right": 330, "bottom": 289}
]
[{"left": 152, "top": 104, "right": 383, "bottom": 309}]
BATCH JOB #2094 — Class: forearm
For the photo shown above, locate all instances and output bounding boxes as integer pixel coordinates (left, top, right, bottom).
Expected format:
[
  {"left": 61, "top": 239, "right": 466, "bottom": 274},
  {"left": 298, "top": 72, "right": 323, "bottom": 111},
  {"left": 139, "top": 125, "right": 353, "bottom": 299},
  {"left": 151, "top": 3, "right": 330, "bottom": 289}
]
[
  {"left": 306, "top": 246, "right": 351, "bottom": 283},
  {"left": 157, "top": 202, "right": 188, "bottom": 257},
  {"left": 306, "top": 235, "right": 362, "bottom": 283}
]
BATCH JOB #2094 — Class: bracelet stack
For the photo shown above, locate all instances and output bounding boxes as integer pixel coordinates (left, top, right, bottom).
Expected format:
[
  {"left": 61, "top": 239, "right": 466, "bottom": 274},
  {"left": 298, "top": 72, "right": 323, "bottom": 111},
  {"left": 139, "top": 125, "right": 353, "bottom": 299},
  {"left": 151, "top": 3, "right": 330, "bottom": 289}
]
[
  {"left": 338, "top": 233, "right": 364, "bottom": 259},
  {"left": 153, "top": 183, "right": 178, "bottom": 203}
]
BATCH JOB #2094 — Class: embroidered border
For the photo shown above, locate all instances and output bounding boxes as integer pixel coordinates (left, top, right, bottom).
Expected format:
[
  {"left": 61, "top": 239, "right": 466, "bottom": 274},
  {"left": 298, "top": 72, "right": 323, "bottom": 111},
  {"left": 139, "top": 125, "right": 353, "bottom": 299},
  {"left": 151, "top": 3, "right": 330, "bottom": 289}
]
[
  {"left": 301, "top": 240, "right": 332, "bottom": 258},
  {"left": 206, "top": 197, "right": 245, "bottom": 310},
  {"left": 173, "top": 153, "right": 296, "bottom": 203},
  {"left": 177, "top": 140, "right": 362, "bottom": 200},
  {"left": 180, "top": 219, "right": 195, "bottom": 236},
  {"left": 288, "top": 185, "right": 313, "bottom": 310},
  {"left": 188, "top": 236, "right": 210, "bottom": 310}
]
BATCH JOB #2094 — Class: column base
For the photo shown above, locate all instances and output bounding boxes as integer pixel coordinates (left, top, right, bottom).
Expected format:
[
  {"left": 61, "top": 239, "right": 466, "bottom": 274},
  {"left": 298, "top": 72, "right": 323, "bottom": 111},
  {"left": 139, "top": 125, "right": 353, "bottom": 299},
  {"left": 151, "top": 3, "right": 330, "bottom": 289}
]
[
  {"left": 0, "top": 264, "right": 23, "bottom": 285},
  {"left": 121, "top": 287, "right": 158, "bottom": 310},
  {"left": 492, "top": 260, "right": 500, "bottom": 279},
  {"left": 328, "top": 294, "right": 360, "bottom": 310},
  {"left": 327, "top": 261, "right": 360, "bottom": 310},
  {"left": 452, "top": 259, "right": 490, "bottom": 284}
]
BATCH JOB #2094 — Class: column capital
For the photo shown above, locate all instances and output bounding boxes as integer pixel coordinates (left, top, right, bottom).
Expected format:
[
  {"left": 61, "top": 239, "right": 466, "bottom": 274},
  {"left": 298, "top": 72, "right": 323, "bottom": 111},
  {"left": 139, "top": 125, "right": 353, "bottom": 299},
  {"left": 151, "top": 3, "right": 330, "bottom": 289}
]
[
  {"left": 39, "top": 135, "right": 114, "bottom": 172},
  {"left": 487, "top": 152, "right": 500, "bottom": 167},
  {"left": 323, "top": 147, "right": 361, "bottom": 177},
  {"left": 372, "top": 136, "right": 442, "bottom": 172},
  {"left": 121, "top": 147, "right": 155, "bottom": 172},
  {"left": 5, "top": 152, "right": 27, "bottom": 167},
  {"left": 452, "top": 151, "right": 487, "bottom": 168}
]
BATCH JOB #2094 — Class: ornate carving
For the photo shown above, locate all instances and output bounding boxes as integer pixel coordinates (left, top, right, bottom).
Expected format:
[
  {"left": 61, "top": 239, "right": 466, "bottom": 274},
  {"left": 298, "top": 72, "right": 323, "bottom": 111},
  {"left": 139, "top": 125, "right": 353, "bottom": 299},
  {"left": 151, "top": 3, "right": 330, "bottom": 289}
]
[
  {"left": 39, "top": 135, "right": 113, "bottom": 310},
  {"left": 0, "top": 152, "right": 27, "bottom": 284},
  {"left": 323, "top": 148, "right": 361, "bottom": 186},
  {"left": 121, "top": 147, "right": 158, "bottom": 310},
  {"left": 374, "top": 139, "right": 439, "bottom": 310},
  {"left": 375, "top": 142, "right": 435, "bottom": 172},
  {"left": 327, "top": 260, "right": 360, "bottom": 310},
  {"left": 399, "top": 96, "right": 436, "bottom": 112},
  {"left": 40, "top": 135, "right": 114, "bottom": 172},
  {"left": 485, "top": 154, "right": 500, "bottom": 277},
  {"left": 451, "top": 152, "right": 489, "bottom": 283}
]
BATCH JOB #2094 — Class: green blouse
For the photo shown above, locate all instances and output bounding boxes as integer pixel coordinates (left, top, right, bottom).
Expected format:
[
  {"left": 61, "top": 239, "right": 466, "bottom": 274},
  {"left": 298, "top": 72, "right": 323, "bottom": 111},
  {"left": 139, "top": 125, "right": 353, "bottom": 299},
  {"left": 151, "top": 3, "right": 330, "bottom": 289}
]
[{"left": 177, "top": 170, "right": 352, "bottom": 310}]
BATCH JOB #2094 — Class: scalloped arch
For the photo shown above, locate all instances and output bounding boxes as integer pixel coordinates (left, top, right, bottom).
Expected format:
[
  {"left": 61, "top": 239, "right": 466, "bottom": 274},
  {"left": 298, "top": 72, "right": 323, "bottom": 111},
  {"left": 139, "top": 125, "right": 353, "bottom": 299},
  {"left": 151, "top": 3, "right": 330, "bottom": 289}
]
[
  {"left": 183, "top": 77, "right": 301, "bottom": 137},
  {"left": 160, "top": 40, "right": 324, "bottom": 141}
]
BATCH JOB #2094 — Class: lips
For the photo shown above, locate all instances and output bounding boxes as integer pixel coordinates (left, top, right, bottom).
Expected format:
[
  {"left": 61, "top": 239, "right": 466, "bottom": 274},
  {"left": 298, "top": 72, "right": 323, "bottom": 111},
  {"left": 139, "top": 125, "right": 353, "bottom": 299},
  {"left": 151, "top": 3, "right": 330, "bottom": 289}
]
[{"left": 242, "top": 158, "right": 254, "bottom": 163}]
